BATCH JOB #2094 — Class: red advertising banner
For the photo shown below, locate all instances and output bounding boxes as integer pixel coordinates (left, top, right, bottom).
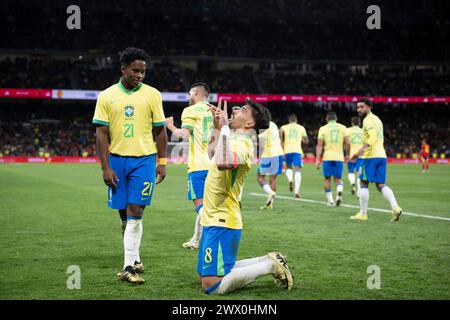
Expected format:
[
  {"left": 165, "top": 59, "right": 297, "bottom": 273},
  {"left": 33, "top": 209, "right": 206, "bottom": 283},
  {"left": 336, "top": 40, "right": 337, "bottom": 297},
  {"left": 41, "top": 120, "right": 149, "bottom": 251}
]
[
  {"left": 0, "top": 157, "right": 447, "bottom": 164},
  {"left": 0, "top": 156, "right": 100, "bottom": 163},
  {"left": 0, "top": 89, "right": 52, "bottom": 99},
  {"left": 0, "top": 88, "right": 449, "bottom": 104},
  {"left": 217, "top": 94, "right": 450, "bottom": 104}
]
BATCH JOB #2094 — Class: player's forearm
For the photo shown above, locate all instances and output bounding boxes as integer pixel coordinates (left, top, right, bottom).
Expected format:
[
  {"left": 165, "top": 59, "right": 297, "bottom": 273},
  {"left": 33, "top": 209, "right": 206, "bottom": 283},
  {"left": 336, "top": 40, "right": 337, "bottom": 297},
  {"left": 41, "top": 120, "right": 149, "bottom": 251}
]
[
  {"left": 315, "top": 145, "right": 323, "bottom": 160},
  {"left": 171, "top": 128, "right": 190, "bottom": 141},
  {"left": 207, "top": 128, "right": 220, "bottom": 159},
  {"left": 215, "top": 126, "right": 234, "bottom": 170},
  {"left": 344, "top": 139, "right": 350, "bottom": 156},
  {"left": 357, "top": 144, "right": 369, "bottom": 157},
  {"left": 95, "top": 127, "right": 110, "bottom": 170},
  {"left": 154, "top": 126, "right": 168, "bottom": 158}
]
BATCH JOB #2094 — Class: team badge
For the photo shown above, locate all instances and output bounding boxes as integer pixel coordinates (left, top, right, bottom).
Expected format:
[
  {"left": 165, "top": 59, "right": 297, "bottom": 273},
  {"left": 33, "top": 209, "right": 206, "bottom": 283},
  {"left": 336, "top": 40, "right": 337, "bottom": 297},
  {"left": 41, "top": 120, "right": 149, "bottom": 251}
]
[{"left": 124, "top": 106, "right": 134, "bottom": 117}]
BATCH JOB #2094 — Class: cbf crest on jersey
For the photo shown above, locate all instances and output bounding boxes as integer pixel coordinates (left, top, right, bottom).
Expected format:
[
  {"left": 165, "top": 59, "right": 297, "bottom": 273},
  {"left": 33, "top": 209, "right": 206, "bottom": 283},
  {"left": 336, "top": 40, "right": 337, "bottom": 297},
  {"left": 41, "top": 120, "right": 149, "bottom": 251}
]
[{"left": 124, "top": 105, "right": 134, "bottom": 117}]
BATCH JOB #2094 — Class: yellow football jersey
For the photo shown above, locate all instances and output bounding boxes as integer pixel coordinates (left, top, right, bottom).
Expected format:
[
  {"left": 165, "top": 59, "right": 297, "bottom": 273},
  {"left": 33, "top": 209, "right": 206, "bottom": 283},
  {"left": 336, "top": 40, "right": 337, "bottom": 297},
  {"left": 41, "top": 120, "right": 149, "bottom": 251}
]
[
  {"left": 92, "top": 80, "right": 166, "bottom": 156},
  {"left": 259, "top": 121, "right": 284, "bottom": 158},
  {"left": 280, "top": 122, "right": 308, "bottom": 155},
  {"left": 317, "top": 121, "right": 347, "bottom": 161},
  {"left": 346, "top": 126, "right": 364, "bottom": 157},
  {"left": 181, "top": 101, "right": 214, "bottom": 173},
  {"left": 201, "top": 134, "right": 254, "bottom": 230},
  {"left": 362, "top": 112, "right": 387, "bottom": 159}
]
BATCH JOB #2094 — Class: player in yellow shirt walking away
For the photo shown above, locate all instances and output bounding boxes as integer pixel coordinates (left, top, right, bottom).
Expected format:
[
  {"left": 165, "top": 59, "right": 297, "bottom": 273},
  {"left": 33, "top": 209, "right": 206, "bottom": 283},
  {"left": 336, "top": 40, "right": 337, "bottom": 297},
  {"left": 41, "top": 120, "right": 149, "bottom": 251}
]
[
  {"left": 93, "top": 47, "right": 168, "bottom": 284},
  {"left": 346, "top": 117, "right": 364, "bottom": 197},
  {"left": 280, "top": 114, "right": 309, "bottom": 198},
  {"left": 350, "top": 98, "right": 402, "bottom": 222},
  {"left": 166, "top": 83, "right": 213, "bottom": 249},
  {"left": 197, "top": 97, "right": 293, "bottom": 295},
  {"left": 315, "top": 112, "right": 350, "bottom": 206},
  {"left": 257, "top": 121, "right": 284, "bottom": 209}
]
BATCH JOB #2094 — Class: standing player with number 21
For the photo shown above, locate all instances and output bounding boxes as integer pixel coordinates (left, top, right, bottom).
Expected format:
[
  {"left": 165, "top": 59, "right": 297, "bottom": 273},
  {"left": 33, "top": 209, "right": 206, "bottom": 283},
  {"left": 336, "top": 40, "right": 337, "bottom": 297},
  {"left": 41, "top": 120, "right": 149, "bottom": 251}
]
[{"left": 93, "top": 47, "right": 168, "bottom": 284}]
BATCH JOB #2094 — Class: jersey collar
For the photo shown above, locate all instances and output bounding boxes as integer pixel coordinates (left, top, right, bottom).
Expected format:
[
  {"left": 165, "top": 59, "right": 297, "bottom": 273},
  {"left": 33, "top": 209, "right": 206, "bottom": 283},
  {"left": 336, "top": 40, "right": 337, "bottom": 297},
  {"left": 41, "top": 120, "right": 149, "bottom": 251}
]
[{"left": 118, "top": 78, "right": 143, "bottom": 94}]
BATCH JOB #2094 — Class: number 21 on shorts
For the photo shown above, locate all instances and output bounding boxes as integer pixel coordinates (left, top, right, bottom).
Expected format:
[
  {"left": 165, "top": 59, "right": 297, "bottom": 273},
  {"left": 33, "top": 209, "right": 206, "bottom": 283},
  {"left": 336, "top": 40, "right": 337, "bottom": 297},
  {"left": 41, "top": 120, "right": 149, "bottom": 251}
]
[{"left": 141, "top": 182, "right": 153, "bottom": 198}]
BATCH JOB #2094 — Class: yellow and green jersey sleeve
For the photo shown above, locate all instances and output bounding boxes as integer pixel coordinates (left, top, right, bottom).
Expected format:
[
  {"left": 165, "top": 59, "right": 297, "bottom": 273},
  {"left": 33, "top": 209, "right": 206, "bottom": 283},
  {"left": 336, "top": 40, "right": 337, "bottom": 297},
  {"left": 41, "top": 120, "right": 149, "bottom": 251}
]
[
  {"left": 92, "top": 81, "right": 166, "bottom": 156},
  {"left": 181, "top": 101, "right": 214, "bottom": 173},
  {"left": 362, "top": 113, "right": 387, "bottom": 159},
  {"left": 346, "top": 126, "right": 364, "bottom": 156},
  {"left": 281, "top": 123, "right": 307, "bottom": 155},
  {"left": 201, "top": 135, "right": 253, "bottom": 230},
  {"left": 317, "top": 121, "right": 347, "bottom": 161}
]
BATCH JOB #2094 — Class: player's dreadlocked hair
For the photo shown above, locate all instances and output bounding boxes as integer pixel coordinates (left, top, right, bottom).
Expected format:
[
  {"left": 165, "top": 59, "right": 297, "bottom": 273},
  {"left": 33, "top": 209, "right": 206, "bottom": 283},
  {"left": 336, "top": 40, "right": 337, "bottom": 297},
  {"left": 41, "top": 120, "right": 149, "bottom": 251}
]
[
  {"left": 119, "top": 47, "right": 150, "bottom": 66},
  {"left": 246, "top": 98, "right": 271, "bottom": 131}
]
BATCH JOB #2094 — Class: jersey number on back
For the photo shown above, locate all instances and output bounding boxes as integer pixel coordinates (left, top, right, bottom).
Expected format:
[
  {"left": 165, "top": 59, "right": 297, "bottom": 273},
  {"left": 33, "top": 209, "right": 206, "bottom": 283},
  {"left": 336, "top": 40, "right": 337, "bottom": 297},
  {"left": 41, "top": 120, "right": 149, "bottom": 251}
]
[
  {"left": 330, "top": 129, "right": 340, "bottom": 144},
  {"left": 351, "top": 133, "right": 363, "bottom": 144}
]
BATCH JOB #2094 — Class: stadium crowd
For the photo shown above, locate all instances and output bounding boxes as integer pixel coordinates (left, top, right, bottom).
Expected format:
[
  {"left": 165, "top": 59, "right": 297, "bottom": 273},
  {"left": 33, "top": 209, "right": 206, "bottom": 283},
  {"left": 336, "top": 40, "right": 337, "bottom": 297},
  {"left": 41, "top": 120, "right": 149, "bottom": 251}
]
[
  {"left": 1, "top": 0, "right": 448, "bottom": 159},
  {"left": 1, "top": 56, "right": 449, "bottom": 97},
  {"left": 1, "top": 103, "right": 449, "bottom": 159}
]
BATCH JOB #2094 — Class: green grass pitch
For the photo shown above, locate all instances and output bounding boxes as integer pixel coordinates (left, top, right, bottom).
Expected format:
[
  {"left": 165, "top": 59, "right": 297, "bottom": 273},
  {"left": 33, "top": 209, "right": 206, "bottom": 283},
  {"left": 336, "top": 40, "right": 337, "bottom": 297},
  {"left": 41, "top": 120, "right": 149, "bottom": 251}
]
[{"left": 0, "top": 163, "right": 449, "bottom": 300}]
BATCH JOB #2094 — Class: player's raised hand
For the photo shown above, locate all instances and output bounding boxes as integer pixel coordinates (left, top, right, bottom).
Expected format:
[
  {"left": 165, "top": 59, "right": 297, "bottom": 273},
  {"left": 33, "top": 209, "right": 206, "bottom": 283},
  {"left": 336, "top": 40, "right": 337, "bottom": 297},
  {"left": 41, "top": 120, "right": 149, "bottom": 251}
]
[
  {"left": 103, "top": 167, "right": 119, "bottom": 189},
  {"left": 208, "top": 98, "right": 222, "bottom": 129},
  {"left": 155, "top": 164, "right": 166, "bottom": 184},
  {"left": 217, "top": 100, "right": 229, "bottom": 128}
]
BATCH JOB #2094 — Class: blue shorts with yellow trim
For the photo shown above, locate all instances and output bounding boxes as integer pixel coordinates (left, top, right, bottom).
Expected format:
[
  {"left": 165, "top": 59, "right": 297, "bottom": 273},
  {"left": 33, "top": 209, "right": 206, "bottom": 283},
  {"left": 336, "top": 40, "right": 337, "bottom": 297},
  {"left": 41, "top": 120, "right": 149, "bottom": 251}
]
[
  {"left": 108, "top": 154, "right": 156, "bottom": 210},
  {"left": 187, "top": 170, "right": 208, "bottom": 200},
  {"left": 361, "top": 158, "right": 387, "bottom": 184},
  {"left": 347, "top": 158, "right": 364, "bottom": 174},
  {"left": 197, "top": 226, "right": 241, "bottom": 277},
  {"left": 322, "top": 160, "right": 344, "bottom": 178},
  {"left": 257, "top": 155, "right": 283, "bottom": 175},
  {"left": 285, "top": 152, "right": 302, "bottom": 168}
]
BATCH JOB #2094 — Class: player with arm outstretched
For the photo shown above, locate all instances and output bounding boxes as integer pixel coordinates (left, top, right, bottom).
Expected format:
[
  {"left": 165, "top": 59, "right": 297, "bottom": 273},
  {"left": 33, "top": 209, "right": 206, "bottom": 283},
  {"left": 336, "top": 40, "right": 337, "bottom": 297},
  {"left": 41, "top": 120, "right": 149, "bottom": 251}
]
[
  {"left": 197, "top": 98, "right": 293, "bottom": 295},
  {"left": 166, "top": 83, "right": 213, "bottom": 250},
  {"left": 350, "top": 98, "right": 402, "bottom": 222},
  {"left": 93, "top": 47, "right": 167, "bottom": 284}
]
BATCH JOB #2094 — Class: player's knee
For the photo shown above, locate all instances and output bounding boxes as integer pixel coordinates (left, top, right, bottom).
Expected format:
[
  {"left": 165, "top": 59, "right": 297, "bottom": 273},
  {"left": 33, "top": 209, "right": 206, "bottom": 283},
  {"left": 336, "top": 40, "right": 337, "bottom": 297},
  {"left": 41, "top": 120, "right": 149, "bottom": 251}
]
[
  {"left": 376, "top": 184, "right": 385, "bottom": 192},
  {"left": 127, "top": 204, "right": 144, "bottom": 216}
]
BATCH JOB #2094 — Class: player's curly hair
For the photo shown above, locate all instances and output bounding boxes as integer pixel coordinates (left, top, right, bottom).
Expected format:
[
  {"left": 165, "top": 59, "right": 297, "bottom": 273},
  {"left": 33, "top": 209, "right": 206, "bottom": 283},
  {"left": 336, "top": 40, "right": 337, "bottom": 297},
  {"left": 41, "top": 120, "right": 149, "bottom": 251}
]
[
  {"left": 119, "top": 47, "right": 150, "bottom": 66},
  {"left": 357, "top": 97, "right": 373, "bottom": 107},
  {"left": 246, "top": 98, "right": 271, "bottom": 131}
]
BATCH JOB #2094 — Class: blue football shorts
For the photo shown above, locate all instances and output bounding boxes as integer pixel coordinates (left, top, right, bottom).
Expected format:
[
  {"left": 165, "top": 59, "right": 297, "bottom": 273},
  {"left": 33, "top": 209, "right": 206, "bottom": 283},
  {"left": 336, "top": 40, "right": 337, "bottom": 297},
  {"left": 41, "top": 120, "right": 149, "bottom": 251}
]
[
  {"left": 360, "top": 158, "right": 387, "bottom": 184},
  {"left": 187, "top": 170, "right": 208, "bottom": 200},
  {"left": 107, "top": 153, "right": 156, "bottom": 210},
  {"left": 257, "top": 155, "right": 283, "bottom": 175},
  {"left": 322, "top": 160, "right": 344, "bottom": 179},
  {"left": 285, "top": 152, "right": 303, "bottom": 168},
  {"left": 197, "top": 226, "right": 241, "bottom": 278}
]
